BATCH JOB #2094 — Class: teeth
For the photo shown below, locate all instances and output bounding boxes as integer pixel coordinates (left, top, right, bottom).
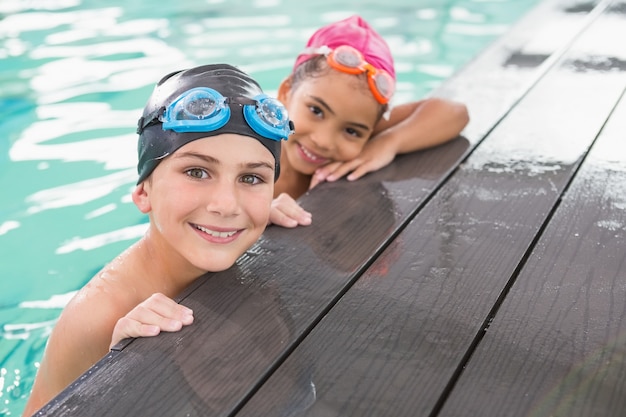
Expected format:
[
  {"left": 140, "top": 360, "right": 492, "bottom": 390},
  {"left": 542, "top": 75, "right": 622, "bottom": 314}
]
[
  {"left": 301, "top": 145, "right": 322, "bottom": 161},
  {"left": 195, "top": 225, "right": 237, "bottom": 238}
]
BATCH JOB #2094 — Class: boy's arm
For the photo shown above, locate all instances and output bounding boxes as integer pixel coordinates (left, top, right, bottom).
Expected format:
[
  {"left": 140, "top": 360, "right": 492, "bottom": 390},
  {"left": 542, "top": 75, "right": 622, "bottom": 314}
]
[
  {"left": 22, "top": 295, "right": 116, "bottom": 416},
  {"left": 22, "top": 291, "right": 195, "bottom": 416},
  {"left": 311, "top": 98, "right": 469, "bottom": 185}
]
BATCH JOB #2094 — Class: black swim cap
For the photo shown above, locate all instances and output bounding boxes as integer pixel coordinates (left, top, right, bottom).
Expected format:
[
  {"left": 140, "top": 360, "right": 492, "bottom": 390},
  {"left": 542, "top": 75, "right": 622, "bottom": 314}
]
[{"left": 136, "top": 64, "right": 284, "bottom": 184}]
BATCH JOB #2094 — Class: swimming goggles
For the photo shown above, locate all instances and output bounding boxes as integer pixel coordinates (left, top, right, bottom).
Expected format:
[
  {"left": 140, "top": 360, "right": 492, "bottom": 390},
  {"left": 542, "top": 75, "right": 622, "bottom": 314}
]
[
  {"left": 137, "top": 87, "right": 293, "bottom": 141},
  {"left": 302, "top": 45, "right": 395, "bottom": 104}
]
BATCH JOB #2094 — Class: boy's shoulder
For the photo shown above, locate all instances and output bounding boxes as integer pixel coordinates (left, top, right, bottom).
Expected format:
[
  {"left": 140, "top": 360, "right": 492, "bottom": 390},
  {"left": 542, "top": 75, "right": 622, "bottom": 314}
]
[
  {"left": 62, "top": 248, "right": 150, "bottom": 339},
  {"left": 62, "top": 272, "right": 137, "bottom": 337}
]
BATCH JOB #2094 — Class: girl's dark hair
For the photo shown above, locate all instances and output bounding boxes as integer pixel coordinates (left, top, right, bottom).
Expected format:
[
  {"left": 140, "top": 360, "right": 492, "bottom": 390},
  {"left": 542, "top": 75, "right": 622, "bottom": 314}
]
[{"left": 291, "top": 56, "right": 388, "bottom": 121}]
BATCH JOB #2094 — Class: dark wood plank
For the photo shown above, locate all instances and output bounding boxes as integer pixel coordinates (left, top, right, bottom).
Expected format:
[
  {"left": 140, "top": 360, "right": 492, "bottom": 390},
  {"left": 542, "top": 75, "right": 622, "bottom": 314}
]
[
  {"left": 439, "top": 93, "right": 626, "bottom": 415},
  {"left": 235, "top": 4, "right": 626, "bottom": 417}
]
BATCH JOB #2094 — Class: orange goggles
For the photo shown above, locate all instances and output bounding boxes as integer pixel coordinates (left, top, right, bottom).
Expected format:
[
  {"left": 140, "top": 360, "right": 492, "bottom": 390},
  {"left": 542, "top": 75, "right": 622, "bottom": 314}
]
[{"left": 304, "top": 45, "right": 395, "bottom": 104}]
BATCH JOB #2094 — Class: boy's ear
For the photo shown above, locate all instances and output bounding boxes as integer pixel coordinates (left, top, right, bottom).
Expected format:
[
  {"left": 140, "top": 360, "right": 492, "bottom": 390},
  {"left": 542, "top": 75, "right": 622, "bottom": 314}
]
[
  {"left": 132, "top": 183, "right": 151, "bottom": 214},
  {"left": 277, "top": 76, "right": 293, "bottom": 103}
]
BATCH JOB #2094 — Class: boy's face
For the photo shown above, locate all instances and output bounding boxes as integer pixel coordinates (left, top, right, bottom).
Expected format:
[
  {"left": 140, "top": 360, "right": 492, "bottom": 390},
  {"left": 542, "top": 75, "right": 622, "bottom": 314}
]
[
  {"left": 138, "top": 134, "right": 275, "bottom": 273},
  {"left": 278, "top": 68, "right": 380, "bottom": 176}
]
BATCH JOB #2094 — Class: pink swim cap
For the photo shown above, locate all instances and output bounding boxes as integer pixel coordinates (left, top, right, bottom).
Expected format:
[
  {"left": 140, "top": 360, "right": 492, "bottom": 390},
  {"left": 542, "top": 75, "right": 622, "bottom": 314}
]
[{"left": 294, "top": 15, "right": 396, "bottom": 81}]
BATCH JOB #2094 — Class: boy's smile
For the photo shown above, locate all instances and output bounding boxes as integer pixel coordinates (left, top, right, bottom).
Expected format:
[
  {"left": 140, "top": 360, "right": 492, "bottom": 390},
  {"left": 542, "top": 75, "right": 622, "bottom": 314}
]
[{"left": 191, "top": 223, "right": 241, "bottom": 242}]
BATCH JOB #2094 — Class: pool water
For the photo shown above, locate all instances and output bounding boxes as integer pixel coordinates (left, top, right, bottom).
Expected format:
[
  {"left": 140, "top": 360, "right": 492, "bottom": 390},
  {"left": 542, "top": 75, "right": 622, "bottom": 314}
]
[{"left": 0, "top": 0, "right": 540, "bottom": 415}]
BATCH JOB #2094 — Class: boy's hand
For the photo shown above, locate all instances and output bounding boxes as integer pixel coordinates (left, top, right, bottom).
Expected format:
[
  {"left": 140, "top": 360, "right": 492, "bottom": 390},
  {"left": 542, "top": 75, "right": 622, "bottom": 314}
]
[
  {"left": 310, "top": 136, "right": 396, "bottom": 188},
  {"left": 269, "top": 193, "right": 312, "bottom": 228},
  {"left": 110, "top": 293, "right": 194, "bottom": 348}
]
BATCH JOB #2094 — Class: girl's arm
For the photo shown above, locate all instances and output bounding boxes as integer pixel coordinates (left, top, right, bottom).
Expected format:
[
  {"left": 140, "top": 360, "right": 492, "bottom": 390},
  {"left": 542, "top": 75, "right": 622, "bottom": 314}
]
[{"left": 373, "top": 97, "right": 469, "bottom": 153}]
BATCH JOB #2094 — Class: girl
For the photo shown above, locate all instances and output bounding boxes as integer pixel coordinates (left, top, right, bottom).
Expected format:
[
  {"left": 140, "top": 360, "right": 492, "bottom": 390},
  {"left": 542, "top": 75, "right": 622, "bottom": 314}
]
[{"left": 269, "top": 15, "right": 469, "bottom": 228}]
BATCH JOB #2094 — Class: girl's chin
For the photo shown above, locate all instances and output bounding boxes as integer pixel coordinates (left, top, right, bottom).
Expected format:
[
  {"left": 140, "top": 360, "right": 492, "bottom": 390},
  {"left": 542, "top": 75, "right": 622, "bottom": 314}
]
[{"left": 292, "top": 159, "right": 321, "bottom": 176}]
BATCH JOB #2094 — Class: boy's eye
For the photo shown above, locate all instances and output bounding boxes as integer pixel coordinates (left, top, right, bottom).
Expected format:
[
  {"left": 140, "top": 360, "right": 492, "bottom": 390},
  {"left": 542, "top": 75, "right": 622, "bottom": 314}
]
[
  {"left": 241, "top": 174, "right": 264, "bottom": 185},
  {"left": 186, "top": 168, "right": 208, "bottom": 179}
]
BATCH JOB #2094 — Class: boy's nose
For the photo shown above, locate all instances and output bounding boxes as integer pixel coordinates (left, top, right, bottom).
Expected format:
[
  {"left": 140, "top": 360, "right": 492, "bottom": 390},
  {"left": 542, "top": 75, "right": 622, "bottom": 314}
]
[{"left": 206, "top": 181, "right": 240, "bottom": 216}]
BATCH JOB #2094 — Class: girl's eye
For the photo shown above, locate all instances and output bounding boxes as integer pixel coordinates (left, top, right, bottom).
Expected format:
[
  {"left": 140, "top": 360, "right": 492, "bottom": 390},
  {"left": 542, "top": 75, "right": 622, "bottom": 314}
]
[
  {"left": 241, "top": 174, "right": 264, "bottom": 185},
  {"left": 345, "top": 127, "right": 364, "bottom": 139},
  {"left": 185, "top": 168, "right": 208, "bottom": 179},
  {"left": 308, "top": 105, "right": 323, "bottom": 117}
]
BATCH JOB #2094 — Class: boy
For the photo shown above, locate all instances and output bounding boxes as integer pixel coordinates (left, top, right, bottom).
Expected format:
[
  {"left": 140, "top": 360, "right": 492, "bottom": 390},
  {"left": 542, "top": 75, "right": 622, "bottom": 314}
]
[{"left": 22, "top": 64, "right": 293, "bottom": 416}]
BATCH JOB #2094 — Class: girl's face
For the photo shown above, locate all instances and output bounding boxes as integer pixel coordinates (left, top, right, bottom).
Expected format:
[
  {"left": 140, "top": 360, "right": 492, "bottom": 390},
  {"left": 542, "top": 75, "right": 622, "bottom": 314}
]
[
  {"left": 279, "top": 69, "right": 380, "bottom": 175},
  {"left": 134, "top": 134, "right": 275, "bottom": 274}
]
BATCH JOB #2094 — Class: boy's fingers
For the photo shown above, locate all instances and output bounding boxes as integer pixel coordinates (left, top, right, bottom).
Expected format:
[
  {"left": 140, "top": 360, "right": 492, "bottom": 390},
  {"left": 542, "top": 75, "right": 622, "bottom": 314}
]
[
  {"left": 139, "top": 293, "right": 194, "bottom": 323},
  {"left": 286, "top": 206, "right": 312, "bottom": 226},
  {"left": 270, "top": 210, "right": 303, "bottom": 228},
  {"left": 270, "top": 206, "right": 312, "bottom": 228},
  {"left": 274, "top": 214, "right": 298, "bottom": 228},
  {"left": 131, "top": 304, "right": 187, "bottom": 332},
  {"left": 295, "top": 211, "right": 312, "bottom": 226},
  {"left": 110, "top": 297, "right": 195, "bottom": 349},
  {"left": 110, "top": 317, "right": 160, "bottom": 348},
  {"left": 270, "top": 194, "right": 312, "bottom": 227}
]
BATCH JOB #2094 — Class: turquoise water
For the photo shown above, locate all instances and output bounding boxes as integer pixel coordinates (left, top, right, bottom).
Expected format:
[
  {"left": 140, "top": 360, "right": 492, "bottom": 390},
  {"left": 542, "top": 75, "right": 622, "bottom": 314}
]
[{"left": 0, "top": 0, "right": 540, "bottom": 415}]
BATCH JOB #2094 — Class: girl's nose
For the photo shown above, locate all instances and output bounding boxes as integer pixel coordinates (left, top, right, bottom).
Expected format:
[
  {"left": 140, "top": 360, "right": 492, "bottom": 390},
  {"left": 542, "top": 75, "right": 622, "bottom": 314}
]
[{"left": 309, "top": 127, "right": 337, "bottom": 152}]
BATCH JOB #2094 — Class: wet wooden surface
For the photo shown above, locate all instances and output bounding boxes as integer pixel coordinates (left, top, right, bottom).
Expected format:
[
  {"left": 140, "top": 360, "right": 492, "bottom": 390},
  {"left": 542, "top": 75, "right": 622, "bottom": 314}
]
[
  {"left": 36, "top": 0, "right": 626, "bottom": 416},
  {"left": 439, "top": 72, "right": 626, "bottom": 417}
]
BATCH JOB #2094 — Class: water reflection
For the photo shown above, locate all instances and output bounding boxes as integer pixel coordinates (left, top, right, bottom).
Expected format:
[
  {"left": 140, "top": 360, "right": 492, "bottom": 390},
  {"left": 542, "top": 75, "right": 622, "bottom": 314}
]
[{"left": 25, "top": 170, "right": 136, "bottom": 214}]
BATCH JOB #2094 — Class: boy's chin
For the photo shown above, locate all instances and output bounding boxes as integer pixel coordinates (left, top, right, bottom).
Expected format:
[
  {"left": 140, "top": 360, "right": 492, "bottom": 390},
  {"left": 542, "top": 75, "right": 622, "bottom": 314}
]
[
  {"left": 196, "top": 246, "right": 254, "bottom": 273},
  {"left": 200, "top": 257, "right": 240, "bottom": 273}
]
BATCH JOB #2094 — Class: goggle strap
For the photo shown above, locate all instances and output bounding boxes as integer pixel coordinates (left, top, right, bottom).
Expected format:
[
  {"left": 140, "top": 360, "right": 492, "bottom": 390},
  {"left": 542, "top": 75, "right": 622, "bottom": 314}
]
[
  {"left": 301, "top": 45, "right": 332, "bottom": 56},
  {"left": 226, "top": 97, "right": 257, "bottom": 106},
  {"left": 137, "top": 107, "right": 166, "bottom": 134}
]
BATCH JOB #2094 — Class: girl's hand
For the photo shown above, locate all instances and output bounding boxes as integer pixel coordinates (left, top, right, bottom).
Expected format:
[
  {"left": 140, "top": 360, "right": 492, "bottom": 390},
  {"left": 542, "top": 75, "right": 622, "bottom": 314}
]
[
  {"left": 269, "top": 193, "right": 312, "bottom": 228},
  {"left": 110, "top": 293, "right": 194, "bottom": 348},
  {"left": 310, "top": 136, "right": 396, "bottom": 188}
]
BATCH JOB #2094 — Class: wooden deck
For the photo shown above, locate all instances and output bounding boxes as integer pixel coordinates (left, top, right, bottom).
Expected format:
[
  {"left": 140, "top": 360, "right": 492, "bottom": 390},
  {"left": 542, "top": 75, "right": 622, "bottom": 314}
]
[{"left": 36, "top": 0, "right": 626, "bottom": 416}]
